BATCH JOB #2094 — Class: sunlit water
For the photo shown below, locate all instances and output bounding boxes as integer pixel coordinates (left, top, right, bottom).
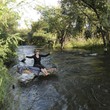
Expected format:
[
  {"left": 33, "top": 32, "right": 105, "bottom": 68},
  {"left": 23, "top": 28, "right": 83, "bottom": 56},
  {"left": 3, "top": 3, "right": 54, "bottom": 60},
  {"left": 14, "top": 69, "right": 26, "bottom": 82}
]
[{"left": 16, "top": 45, "right": 36, "bottom": 66}]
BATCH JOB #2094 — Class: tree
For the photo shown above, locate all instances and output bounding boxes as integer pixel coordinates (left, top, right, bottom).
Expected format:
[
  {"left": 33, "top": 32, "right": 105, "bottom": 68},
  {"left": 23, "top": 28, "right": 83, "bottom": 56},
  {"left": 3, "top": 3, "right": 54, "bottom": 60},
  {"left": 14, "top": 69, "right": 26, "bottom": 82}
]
[
  {"left": 61, "top": 0, "right": 110, "bottom": 52},
  {"left": 36, "top": 6, "right": 76, "bottom": 50},
  {"left": 0, "top": 1, "right": 22, "bottom": 108},
  {"left": 0, "top": 1, "right": 22, "bottom": 63}
]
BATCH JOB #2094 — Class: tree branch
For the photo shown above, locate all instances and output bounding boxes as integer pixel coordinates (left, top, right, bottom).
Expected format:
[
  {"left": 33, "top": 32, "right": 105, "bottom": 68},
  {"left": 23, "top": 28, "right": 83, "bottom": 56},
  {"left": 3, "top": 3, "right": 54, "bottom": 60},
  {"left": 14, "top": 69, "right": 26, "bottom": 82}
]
[{"left": 81, "top": 0, "right": 100, "bottom": 20}]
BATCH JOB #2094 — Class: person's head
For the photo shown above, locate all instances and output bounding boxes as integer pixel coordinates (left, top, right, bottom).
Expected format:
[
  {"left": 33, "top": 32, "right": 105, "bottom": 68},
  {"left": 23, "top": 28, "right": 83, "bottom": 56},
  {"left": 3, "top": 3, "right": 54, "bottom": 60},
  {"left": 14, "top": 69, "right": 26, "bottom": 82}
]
[{"left": 34, "top": 49, "right": 40, "bottom": 54}]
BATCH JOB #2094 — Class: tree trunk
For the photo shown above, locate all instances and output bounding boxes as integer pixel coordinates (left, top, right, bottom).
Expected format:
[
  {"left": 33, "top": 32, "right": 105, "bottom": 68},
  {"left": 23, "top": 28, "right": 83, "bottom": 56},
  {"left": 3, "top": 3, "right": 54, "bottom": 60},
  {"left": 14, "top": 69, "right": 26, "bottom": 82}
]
[
  {"left": 100, "top": 26, "right": 108, "bottom": 54},
  {"left": 60, "top": 30, "right": 66, "bottom": 51}
]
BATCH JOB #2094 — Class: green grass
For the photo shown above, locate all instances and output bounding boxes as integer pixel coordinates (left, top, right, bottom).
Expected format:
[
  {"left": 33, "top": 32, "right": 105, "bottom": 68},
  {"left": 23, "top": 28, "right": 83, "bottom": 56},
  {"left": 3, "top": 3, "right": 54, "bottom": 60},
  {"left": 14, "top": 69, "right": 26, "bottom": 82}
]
[
  {"left": 63, "top": 37, "right": 104, "bottom": 54},
  {"left": 0, "top": 60, "right": 12, "bottom": 109}
]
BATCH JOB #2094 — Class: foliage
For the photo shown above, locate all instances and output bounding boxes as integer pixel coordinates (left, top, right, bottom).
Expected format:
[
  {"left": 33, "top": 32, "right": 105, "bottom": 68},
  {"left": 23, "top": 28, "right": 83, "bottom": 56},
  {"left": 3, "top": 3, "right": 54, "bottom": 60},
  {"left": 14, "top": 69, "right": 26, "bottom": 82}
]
[
  {"left": 0, "top": 60, "right": 12, "bottom": 109},
  {"left": 0, "top": 1, "right": 22, "bottom": 64},
  {"left": 0, "top": 2, "right": 19, "bottom": 36},
  {"left": 34, "top": 6, "right": 78, "bottom": 50},
  {"left": 31, "top": 20, "right": 48, "bottom": 32},
  {"left": 37, "top": 6, "right": 74, "bottom": 36},
  {"left": 17, "top": 29, "right": 29, "bottom": 45},
  {"left": 63, "top": 37, "right": 103, "bottom": 53},
  {"left": 0, "top": 33, "right": 22, "bottom": 65},
  {"left": 61, "top": 0, "right": 109, "bottom": 28},
  {"left": 0, "top": 1, "right": 22, "bottom": 108},
  {"left": 60, "top": 0, "right": 110, "bottom": 49}
]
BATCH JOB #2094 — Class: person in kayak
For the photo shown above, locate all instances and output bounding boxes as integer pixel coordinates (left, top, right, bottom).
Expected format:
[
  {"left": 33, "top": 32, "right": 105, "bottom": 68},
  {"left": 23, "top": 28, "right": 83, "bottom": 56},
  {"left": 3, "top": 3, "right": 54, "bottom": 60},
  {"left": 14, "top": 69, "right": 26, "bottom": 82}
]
[{"left": 26, "top": 49, "right": 50, "bottom": 76}]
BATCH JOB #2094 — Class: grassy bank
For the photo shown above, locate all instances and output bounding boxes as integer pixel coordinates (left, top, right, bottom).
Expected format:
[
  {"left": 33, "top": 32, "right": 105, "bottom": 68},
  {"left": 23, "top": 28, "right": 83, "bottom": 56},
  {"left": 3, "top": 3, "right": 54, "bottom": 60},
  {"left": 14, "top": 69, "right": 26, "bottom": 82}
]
[
  {"left": 64, "top": 37, "right": 105, "bottom": 54},
  {"left": 0, "top": 60, "right": 12, "bottom": 109}
]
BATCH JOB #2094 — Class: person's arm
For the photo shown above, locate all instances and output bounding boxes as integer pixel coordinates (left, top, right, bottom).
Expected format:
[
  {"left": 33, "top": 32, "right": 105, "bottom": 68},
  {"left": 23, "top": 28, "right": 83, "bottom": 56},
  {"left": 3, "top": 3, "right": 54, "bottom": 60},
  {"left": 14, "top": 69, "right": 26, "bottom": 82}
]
[
  {"left": 26, "top": 55, "right": 34, "bottom": 58},
  {"left": 40, "top": 53, "right": 50, "bottom": 57}
]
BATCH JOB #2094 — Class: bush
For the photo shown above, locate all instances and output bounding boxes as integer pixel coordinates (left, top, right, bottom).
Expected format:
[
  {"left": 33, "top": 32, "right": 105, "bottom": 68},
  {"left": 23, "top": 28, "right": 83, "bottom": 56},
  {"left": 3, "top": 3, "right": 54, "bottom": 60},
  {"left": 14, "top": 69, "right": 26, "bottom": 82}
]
[
  {"left": 0, "top": 59, "right": 11, "bottom": 109},
  {"left": 32, "top": 36, "right": 47, "bottom": 46}
]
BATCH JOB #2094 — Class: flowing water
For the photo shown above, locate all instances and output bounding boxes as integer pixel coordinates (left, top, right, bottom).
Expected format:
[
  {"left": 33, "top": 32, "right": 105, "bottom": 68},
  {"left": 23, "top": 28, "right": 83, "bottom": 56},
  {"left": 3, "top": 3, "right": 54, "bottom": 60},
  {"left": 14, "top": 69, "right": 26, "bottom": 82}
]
[{"left": 8, "top": 46, "right": 110, "bottom": 110}]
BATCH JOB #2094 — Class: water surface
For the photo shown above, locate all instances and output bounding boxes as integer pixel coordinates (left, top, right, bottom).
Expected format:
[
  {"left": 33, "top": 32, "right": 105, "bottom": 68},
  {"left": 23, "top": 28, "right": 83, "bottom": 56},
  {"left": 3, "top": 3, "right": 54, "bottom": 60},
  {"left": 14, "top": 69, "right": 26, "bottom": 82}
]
[{"left": 9, "top": 46, "right": 110, "bottom": 110}]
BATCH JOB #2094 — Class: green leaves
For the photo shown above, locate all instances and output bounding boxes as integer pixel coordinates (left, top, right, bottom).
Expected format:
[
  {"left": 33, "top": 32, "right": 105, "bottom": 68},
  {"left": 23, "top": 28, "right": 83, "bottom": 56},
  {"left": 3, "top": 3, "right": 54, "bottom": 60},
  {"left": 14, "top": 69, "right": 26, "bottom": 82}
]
[
  {"left": 0, "top": 1, "right": 22, "bottom": 108},
  {"left": 0, "top": 59, "right": 11, "bottom": 108},
  {"left": 0, "top": 33, "right": 22, "bottom": 59},
  {"left": 61, "top": 0, "right": 110, "bottom": 33}
]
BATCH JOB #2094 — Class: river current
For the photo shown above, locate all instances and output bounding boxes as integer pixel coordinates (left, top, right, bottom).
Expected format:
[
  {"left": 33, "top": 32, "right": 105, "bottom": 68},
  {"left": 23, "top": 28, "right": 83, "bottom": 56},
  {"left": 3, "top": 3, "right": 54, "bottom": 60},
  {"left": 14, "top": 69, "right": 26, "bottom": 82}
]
[{"left": 8, "top": 45, "right": 110, "bottom": 110}]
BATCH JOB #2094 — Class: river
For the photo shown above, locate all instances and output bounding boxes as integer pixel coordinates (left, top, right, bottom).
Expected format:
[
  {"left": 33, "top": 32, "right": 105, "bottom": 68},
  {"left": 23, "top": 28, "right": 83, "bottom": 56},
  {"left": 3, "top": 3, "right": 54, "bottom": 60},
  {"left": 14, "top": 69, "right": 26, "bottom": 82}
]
[{"left": 8, "top": 45, "right": 110, "bottom": 110}]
